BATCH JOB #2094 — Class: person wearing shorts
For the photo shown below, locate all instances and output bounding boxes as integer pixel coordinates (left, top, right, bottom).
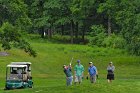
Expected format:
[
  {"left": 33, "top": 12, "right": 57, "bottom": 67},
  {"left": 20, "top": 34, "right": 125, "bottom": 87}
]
[
  {"left": 88, "top": 62, "right": 98, "bottom": 83},
  {"left": 107, "top": 62, "right": 115, "bottom": 83},
  {"left": 74, "top": 60, "right": 84, "bottom": 84},
  {"left": 63, "top": 64, "right": 73, "bottom": 86}
]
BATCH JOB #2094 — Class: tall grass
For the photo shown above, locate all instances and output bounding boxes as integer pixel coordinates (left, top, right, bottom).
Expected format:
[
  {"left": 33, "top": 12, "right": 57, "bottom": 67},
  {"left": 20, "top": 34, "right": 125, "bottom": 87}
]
[{"left": 0, "top": 36, "right": 140, "bottom": 93}]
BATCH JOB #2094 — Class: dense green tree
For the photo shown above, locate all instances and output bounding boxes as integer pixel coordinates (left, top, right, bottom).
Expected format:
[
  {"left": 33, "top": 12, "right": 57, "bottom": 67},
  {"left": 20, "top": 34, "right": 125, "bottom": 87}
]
[
  {"left": 0, "top": 0, "right": 139, "bottom": 55},
  {"left": 0, "top": 0, "right": 36, "bottom": 57},
  {"left": 115, "top": 0, "right": 140, "bottom": 55},
  {"left": 97, "top": 0, "right": 120, "bottom": 35}
]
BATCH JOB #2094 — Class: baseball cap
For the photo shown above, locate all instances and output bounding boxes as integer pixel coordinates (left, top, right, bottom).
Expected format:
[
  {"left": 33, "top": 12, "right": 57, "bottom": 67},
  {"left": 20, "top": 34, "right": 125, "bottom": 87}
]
[
  {"left": 77, "top": 60, "right": 80, "bottom": 63},
  {"left": 63, "top": 65, "right": 66, "bottom": 68},
  {"left": 109, "top": 62, "right": 113, "bottom": 64},
  {"left": 89, "top": 62, "right": 93, "bottom": 64}
]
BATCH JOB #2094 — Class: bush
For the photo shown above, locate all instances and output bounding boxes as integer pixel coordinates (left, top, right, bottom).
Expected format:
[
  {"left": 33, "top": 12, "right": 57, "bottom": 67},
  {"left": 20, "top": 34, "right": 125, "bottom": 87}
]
[
  {"left": 103, "top": 34, "right": 126, "bottom": 49},
  {"left": 127, "top": 36, "right": 140, "bottom": 56},
  {"left": 89, "top": 32, "right": 106, "bottom": 47},
  {"left": 89, "top": 25, "right": 107, "bottom": 47},
  {"left": 90, "top": 25, "right": 106, "bottom": 35}
]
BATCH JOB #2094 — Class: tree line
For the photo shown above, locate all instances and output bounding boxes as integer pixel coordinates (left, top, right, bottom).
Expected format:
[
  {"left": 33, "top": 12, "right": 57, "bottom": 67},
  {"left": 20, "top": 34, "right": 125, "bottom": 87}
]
[{"left": 0, "top": 0, "right": 140, "bottom": 56}]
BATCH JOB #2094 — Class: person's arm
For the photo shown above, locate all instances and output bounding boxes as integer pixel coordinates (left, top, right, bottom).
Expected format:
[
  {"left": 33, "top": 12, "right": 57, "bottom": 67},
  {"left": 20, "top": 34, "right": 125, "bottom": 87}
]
[
  {"left": 87, "top": 68, "right": 90, "bottom": 80},
  {"left": 95, "top": 67, "right": 98, "bottom": 78},
  {"left": 69, "top": 64, "right": 72, "bottom": 69},
  {"left": 96, "top": 68, "right": 98, "bottom": 75},
  {"left": 82, "top": 66, "right": 84, "bottom": 77},
  {"left": 112, "top": 66, "right": 115, "bottom": 72}
]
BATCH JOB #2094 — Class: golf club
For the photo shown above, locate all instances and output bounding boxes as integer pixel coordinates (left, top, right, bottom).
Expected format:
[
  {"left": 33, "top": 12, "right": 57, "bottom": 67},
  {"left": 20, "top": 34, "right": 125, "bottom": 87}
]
[{"left": 69, "top": 57, "right": 73, "bottom": 65}]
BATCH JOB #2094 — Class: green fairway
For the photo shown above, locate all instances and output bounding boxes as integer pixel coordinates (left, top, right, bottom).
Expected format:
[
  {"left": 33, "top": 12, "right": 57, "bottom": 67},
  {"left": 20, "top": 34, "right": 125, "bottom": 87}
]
[
  {"left": 0, "top": 40, "right": 140, "bottom": 93},
  {"left": 0, "top": 0, "right": 140, "bottom": 92}
]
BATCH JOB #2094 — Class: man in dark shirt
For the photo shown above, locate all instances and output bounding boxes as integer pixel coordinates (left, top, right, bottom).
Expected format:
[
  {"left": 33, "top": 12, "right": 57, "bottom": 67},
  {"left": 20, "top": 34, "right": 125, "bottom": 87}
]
[{"left": 63, "top": 64, "right": 73, "bottom": 86}]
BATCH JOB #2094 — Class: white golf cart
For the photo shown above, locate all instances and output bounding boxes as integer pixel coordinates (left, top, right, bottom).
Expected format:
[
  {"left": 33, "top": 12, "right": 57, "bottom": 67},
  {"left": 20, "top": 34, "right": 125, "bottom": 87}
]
[{"left": 5, "top": 62, "right": 33, "bottom": 89}]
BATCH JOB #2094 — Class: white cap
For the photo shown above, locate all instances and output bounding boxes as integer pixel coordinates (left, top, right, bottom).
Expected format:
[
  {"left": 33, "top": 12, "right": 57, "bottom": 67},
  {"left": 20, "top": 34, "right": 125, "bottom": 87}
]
[
  {"left": 109, "top": 62, "right": 113, "bottom": 64},
  {"left": 89, "top": 62, "right": 93, "bottom": 64}
]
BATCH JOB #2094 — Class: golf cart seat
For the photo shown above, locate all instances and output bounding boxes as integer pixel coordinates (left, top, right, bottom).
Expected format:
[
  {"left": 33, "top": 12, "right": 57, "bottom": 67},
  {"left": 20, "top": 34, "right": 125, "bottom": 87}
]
[{"left": 9, "top": 74, "right": 19, "bottom": 80}]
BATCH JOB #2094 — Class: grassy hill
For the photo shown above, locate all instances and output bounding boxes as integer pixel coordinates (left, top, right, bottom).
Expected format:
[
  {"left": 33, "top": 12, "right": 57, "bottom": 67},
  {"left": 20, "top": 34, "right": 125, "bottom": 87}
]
[{"left": 0, "top": 38, "right": 140, "bottom": 93}]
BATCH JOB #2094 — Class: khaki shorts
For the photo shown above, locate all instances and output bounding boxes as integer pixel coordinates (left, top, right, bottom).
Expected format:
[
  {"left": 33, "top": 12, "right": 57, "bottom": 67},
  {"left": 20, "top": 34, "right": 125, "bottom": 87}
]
[
  {"left": 90, "top": 75, "right": 96, "bottom": 83},
  {"left": 75, "top": 76, "right": 82, "bottom": 82}
]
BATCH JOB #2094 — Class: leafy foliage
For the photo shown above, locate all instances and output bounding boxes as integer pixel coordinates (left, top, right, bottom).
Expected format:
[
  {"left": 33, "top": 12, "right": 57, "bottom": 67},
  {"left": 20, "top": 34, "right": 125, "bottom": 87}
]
[
  {"left": 0, "top": 0, "right": 140, "bottom": 56},
  {"left": 0, "top": 22, "right": 36, "bottom": 57},
  {"left": 103, "top": 34, "right": 126, "bottom": 49},
  {"left": 89, "top": 25, "right": 107, "bottom": 47}
]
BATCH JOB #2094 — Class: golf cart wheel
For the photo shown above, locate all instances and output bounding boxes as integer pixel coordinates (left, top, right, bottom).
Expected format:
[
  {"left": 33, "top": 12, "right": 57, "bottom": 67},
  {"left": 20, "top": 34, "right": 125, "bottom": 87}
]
[
  {"left": 29, "top": 82, "right": 33, "bottom": 88},
  {"left": 29, "top": 85, "right": 33, "bottom": 88},
  {"left": 29, "top": 84, "right": 33, "bottom": 88}
]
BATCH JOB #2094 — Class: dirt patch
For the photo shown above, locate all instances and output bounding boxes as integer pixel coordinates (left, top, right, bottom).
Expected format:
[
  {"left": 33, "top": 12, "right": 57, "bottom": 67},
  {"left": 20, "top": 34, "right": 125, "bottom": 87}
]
[{"left": 0, "top": 52, "right": 9, "bottom": 56}]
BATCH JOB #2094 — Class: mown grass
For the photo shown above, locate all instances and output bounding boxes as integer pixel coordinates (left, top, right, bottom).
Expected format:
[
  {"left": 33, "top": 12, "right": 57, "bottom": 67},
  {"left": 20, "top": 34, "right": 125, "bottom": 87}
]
[{"left": 0, "top": 37, "right": 140, "bottom": 93}]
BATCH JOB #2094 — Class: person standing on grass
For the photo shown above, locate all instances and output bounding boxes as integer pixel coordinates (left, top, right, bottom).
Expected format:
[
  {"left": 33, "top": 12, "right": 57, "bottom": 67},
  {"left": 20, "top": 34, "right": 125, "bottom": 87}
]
[
  {"left": 88, "top": 62, "right": 98, "bottom": 83},
  {"left": 107, "top": 62, "right": 115, "bottom": 83},
  {"left": 74, "top": 60, "right": 84, "bottom": 85},
  {"left": 63, "top": 64, "right": 73, "bottom": 86}
]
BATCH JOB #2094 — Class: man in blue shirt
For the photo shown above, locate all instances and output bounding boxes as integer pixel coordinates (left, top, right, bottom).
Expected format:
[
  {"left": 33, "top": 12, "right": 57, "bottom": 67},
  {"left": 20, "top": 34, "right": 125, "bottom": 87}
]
[{"left": 88, "top": 62, "right": 98, "bottom": 83}]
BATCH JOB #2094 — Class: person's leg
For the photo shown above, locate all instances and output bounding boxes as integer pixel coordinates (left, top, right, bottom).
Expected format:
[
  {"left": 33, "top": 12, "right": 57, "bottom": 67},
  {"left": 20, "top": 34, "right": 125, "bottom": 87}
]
[
  {"left": 68, "top": 77, "right": 71, "bottom": 86},
  {"left": 77, "top": 76, "right": 80, "bottom": 84},
  {"left": 78, "top": 76, "right": 82, "bottom": 84},
  {"left": 69, "top": 76, "right": 73, "bottom": 85},
  {"left": 107, "top": 74, "right": 112, "bottom": 83},
  {"left": 66, "top": 77, "right": 69, "bottom": 86},
  {"left": 74, "top": 76, "right": 78, "bottom": 85},
  {"left": 109, "top": 74, "right": 114, "bottom": 83},
  {"left": 107, "top": 79, "right": 110, "bottom": 83},
  {"left": 93, "top": 75, "right": 96, "bottom": 83},
  {"left": 67, "top": 77, "right": 73, "bottom": 86},
  {"left": 90, "top": 76, "right": 93, "bottom": 83}
]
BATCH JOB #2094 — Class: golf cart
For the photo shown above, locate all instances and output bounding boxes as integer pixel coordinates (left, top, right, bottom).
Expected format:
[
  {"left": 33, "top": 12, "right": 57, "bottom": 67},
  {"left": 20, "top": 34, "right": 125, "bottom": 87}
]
[{"left": 5, "top": 63, "right": 33, "bottom": 89}]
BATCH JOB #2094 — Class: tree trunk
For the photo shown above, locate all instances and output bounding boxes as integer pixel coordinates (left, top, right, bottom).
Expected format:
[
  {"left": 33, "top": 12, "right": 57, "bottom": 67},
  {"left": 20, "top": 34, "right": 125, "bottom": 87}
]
[
  {"left": 82, "top": 19, "right": 86, "bottom": 43},
  {"left": 108, "top": 16, "right": 111, "bottom": 36},
  {"left": 70, "top": 20, "right": 74, "bottom": 44},
  {"left": 75, "top": 22, "right": 78, "bottom": 38},
  {"left": 41, "top": 27, "right": 44, "bottom": 38},
  {"left": 82, "top": 26, "right": 85, "bottom": 42},
  {"left": 61, "top": 25, "right": 64, "bottom": 35},
  {"left": 48, "top": 26, "right": 52, "bottom": 39}
]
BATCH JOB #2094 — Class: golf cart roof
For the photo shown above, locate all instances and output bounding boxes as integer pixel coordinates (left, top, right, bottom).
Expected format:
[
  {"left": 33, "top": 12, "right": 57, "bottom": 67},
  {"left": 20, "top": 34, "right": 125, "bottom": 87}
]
[
  {"left": 11, "top": 62, "right": 31, "bottom": 65},
  {"left": 7, "top": 65, "right": 27, "bottom": 68}
]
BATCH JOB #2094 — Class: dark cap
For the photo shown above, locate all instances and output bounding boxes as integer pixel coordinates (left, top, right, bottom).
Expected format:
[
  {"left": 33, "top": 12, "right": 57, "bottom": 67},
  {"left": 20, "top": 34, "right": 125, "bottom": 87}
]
[{"left": 77, "top": 60, "right": 80, "bottom": 63}]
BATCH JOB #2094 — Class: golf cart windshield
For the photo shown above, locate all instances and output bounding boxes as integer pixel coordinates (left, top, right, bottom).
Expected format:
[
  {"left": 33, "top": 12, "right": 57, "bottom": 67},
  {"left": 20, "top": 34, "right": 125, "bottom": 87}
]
[
  {"left": 10, "top": 62, "right": 31, "bottom": 71},
  {"left": 6, "top": 65, "right": 27, "bottom": 81}
]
